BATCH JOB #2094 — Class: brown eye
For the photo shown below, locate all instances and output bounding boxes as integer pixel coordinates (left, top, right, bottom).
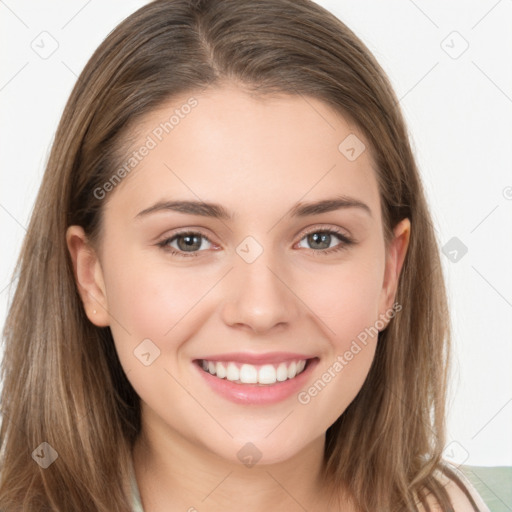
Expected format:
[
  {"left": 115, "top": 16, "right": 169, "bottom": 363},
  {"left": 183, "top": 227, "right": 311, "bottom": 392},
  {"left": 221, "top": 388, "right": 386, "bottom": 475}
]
[{"left": 174, "top": 233, "right": 204, "bottom": 252}]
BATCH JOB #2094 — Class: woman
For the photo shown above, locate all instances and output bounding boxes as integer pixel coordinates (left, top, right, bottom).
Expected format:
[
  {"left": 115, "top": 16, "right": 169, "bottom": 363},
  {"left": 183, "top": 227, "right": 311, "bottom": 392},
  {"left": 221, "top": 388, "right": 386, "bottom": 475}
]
[{"left": 0, "top": 0, "right": 489, "bottom": 510}]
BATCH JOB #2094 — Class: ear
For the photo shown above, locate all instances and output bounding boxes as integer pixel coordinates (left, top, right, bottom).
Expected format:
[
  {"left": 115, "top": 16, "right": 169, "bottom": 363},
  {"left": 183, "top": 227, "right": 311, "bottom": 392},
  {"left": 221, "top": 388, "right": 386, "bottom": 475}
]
[
  {"left": 378, "top": 218, "right": 411, "bottom": 324},
  {"left": 66, "top": 225, "right": 110, "bottom": 327}
]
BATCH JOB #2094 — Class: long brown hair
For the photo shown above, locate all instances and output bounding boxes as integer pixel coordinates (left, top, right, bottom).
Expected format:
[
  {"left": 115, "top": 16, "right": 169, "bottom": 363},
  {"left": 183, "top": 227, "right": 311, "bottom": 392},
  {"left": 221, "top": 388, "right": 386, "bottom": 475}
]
[{"left": 0, "top": 0, "right": 478, "bottom": 510}]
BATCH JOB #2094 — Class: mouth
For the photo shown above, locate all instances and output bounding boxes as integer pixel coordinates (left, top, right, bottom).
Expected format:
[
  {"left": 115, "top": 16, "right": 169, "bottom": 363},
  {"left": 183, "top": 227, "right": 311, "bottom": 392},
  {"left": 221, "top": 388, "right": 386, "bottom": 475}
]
[
  {"left": 192, "top": 352, "right": 319, "bottom": 404},
  {"left": 194, "top": 358, "right": 312, "bottom": 386}
]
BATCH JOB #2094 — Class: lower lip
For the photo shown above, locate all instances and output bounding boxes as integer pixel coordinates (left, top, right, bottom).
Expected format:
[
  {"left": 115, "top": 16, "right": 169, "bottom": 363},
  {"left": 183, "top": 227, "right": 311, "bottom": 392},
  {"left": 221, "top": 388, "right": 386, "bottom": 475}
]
[{"left": 193, "top": 358, "right": 319, "bottom": 405}]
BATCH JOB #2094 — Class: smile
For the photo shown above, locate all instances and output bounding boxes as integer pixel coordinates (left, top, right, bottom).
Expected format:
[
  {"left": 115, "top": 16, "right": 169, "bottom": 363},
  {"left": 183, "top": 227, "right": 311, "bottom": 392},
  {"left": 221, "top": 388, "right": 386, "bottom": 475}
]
[
  {"left": 193, "top": 353, "right": 319, "bottom": 404},
  {"left": 199, "top": 359, "right": 308, "bottom": 385}
]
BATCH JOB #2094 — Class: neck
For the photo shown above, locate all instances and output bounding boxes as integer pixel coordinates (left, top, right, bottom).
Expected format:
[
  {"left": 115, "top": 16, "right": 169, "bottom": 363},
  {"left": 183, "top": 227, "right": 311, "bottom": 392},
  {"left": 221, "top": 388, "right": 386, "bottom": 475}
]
[{"left": 132, "top": 408, "right": 345, "bottom": 512}]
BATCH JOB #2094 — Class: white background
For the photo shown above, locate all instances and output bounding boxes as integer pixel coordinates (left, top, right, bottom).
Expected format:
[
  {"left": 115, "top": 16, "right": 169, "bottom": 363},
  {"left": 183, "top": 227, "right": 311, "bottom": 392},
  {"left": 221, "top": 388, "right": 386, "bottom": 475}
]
[{"left": 1, "top": 0, "right": 511, "bottom": 468}]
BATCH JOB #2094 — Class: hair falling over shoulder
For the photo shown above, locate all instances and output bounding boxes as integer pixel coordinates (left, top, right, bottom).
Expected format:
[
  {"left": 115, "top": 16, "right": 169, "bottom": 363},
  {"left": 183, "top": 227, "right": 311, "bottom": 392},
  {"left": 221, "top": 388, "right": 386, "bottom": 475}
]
[{"left": 0, "top": 1, "right": 479, "bottom": 510}]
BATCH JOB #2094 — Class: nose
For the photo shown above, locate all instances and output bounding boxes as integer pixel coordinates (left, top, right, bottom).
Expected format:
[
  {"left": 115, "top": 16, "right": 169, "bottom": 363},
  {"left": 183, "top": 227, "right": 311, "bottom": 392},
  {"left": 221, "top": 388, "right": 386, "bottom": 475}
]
[{"left": 220, "top": 250, "right": 300, "bottom": 334}]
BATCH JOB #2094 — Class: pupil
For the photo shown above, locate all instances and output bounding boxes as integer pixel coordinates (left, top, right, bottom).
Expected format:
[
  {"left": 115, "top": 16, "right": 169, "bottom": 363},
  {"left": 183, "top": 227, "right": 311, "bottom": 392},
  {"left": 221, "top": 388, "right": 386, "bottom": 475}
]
[
  {"left": 179, "top": 234, "right": 200, "bottom": 251},
  {"left": 309, "top": 232, "right": 330, "bottom": 249}
]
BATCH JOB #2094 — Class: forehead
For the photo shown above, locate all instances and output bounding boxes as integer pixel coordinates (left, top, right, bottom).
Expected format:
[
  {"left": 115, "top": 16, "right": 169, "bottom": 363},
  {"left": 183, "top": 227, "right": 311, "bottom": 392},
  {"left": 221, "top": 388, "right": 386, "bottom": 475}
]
[{"left": 106, "top": 84, "right": 381, "bottom": 223}]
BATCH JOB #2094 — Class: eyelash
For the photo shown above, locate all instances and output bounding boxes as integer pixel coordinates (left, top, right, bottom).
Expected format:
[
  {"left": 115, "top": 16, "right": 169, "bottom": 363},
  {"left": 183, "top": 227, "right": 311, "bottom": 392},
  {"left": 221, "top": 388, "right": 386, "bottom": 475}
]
[{"left": 156, "top": 227, "right": 355, "bottom": 258}]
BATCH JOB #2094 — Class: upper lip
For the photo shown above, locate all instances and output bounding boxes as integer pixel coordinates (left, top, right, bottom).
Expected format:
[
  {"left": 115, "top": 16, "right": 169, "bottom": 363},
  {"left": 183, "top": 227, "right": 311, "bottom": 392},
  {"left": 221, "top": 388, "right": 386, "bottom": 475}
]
[{"left": 195, "top": 352, "right": 315, "bottom": 365}]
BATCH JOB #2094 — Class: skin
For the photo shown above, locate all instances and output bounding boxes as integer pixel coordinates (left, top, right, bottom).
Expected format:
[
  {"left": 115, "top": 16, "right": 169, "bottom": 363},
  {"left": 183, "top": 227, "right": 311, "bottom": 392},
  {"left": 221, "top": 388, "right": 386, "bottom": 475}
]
[{"left": 67, "top": 84, "right": 411, "bottom": 512}]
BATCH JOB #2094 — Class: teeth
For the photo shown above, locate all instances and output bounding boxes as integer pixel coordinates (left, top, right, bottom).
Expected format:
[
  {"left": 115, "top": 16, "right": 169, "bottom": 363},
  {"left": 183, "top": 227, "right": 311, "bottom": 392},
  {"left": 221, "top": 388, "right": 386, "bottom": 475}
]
[
  {"left": 226, "top": 362, "right": 239, "bottom": 381},
  {"left": 200, "top": 359, "right": 309, "bottom": 385},
  {"left": 239, "top": 364, "right": 258, "bottom": 383},
  {"left": 287, "top": 361, "right": 297, "bottom": 379},
  {"left": 258, "top": 364, "right": 276, "bottom": 384},
  {"left": 216, "top": 362, "right": 227, "bottom": 379},
  {"left": 276, "top": 363, "right": 288, "bottom": 382}
]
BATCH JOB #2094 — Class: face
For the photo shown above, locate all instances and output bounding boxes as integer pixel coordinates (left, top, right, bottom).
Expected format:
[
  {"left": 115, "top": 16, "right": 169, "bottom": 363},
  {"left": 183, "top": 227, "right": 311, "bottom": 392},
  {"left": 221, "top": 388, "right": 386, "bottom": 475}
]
[{"left": 67, "top": 84, "right": 409, "bottom": 466}]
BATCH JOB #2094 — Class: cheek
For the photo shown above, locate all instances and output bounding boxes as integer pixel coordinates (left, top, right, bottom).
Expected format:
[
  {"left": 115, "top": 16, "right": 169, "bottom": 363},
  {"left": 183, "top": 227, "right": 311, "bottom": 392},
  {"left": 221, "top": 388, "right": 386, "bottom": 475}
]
[
  {"left": 99, "top": 245, "right": 221, "bottom": 383},
  {"left": 102, "top": 252, "right": 212, "bottom": 337},
  {"left": 102, "top": 258, "right": 216, "bottom": 403},
  {"left": 298, "top": 342, "right": 377, "bottom": 436},
  {"left": 293, "top": 251, "right": 384, "bottom": 422},
  {"left": 300, "top": 250, "right": 385, "bottom": 344}
]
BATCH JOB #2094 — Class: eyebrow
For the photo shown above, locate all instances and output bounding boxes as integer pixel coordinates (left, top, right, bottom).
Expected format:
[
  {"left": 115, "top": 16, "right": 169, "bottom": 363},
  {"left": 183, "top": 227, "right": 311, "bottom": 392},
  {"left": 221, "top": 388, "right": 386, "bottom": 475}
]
[{"left": 134, "top": 195, "right": 372, "bottom": 220}]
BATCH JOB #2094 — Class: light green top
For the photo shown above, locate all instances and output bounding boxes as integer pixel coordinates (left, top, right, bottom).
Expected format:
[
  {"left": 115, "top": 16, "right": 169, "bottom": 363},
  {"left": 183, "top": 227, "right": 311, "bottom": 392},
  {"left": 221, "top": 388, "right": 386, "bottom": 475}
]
[{"left": 129, "top": 459, "right": 144, "bottom": 512}]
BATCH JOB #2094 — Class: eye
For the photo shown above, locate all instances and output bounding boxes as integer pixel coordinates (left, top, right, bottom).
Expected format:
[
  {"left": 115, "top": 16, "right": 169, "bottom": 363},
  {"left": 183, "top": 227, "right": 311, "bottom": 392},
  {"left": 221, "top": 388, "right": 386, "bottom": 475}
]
[
  {"left": 156, "top": 231, "right": 214, "bottom": 257},
  {"left": 296, "top": 227, "right": 354, "bottom": 255},
  {"left": 156, "top": 227, "right": 355, "bottom": 258}
]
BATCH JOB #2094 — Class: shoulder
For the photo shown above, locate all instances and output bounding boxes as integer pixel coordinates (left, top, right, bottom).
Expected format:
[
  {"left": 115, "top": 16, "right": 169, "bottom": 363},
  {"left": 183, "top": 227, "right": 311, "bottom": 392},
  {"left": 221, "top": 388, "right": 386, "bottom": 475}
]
[{"left": 417, "top": 461, "right": 490, "bottom": 512}]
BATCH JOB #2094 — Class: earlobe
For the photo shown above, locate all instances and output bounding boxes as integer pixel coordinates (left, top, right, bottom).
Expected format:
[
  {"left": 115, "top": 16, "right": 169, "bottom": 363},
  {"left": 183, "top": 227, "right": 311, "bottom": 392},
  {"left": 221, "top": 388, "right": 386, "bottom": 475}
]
[
  {"left": 65, "top": 225, "right": 110, "bottom": 327},
  {"left": 378, "top": 218, "right": 411, "bottom": 326}
]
